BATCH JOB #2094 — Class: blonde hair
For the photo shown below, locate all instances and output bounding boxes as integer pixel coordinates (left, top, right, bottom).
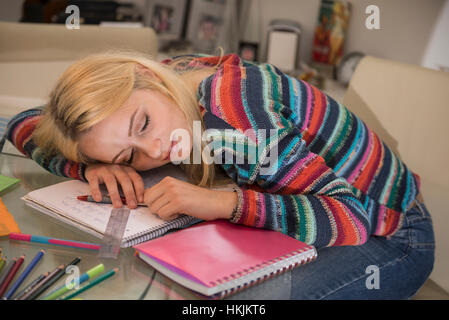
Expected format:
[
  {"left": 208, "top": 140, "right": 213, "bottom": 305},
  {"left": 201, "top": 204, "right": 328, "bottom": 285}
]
[{"left": 33, "top": 49, "right": 230, "bottom": 187}]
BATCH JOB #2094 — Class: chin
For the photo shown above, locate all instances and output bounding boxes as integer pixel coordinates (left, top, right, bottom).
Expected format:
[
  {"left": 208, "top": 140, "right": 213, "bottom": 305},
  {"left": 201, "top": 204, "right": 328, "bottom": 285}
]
[{"left": 133, "top": 162, "right": 166, "bottom": 171}]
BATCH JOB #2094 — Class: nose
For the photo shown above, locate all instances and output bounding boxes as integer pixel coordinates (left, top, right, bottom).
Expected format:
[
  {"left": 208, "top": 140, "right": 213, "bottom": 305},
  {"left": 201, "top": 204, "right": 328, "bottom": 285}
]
[{"left": 139, "top": 138, "right": 162, "bottom": 159}]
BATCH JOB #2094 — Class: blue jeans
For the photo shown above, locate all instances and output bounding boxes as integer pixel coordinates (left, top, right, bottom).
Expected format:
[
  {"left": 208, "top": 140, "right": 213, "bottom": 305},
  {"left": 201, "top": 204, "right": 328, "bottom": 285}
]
[{"left": 290, "top": 199, "right": 435, "bottom": 299}]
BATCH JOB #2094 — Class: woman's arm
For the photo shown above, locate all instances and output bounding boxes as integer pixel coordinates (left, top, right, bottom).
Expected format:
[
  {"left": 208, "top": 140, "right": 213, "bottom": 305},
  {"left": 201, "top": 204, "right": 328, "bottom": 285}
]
[
  {"left": 199, "top": 60, "right": 371, "bottom": 249},
  {"left": 2, "top": 108, "right": 145, "bottom": 209},
  {"left": 3, "top": 107, "right": 87, "bottom": 181},
  {"left": 208, "top": 123, "right": 371, "bottom": 249},
  {"left": 4, "top": 107, "right": 145, "bottom": 208}
]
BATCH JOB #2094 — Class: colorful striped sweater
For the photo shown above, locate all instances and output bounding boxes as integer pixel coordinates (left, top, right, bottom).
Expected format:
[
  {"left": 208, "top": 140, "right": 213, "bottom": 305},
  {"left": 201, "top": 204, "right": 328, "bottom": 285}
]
[{"left": 3, "top": 54, "right": 421, "bottom": 249}]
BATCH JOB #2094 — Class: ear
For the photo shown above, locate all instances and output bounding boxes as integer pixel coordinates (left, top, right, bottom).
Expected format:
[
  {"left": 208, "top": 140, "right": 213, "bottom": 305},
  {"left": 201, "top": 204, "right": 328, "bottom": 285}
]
[{"left": 135, "top": 64, "right": 162, "bottom": 83}]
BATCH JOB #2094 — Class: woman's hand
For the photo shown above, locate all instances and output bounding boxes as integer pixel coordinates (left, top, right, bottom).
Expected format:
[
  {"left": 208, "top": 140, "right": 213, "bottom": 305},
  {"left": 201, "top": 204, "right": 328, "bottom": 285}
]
[
  {"left": 143, "top": 177, "right": 237, "bottom": 221},
  {"left": 85, "top": 163, "right": 145, "bottom": 209}
]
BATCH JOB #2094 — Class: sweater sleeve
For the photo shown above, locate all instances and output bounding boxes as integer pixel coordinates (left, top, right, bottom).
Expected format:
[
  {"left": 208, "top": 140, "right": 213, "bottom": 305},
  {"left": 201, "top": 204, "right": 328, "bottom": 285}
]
[
  {"left": 2, "top": 107, "right": 87, "bottom": 182},
  {"left": 206, "top": 115, "right": 371, "bottom": 249},
  {"left": 199, "top": 57, "right": 371, "bottom": 248}
]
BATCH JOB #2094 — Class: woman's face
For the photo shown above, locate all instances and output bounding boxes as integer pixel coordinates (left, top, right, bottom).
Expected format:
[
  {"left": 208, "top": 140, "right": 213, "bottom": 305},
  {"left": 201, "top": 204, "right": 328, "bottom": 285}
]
[{"left": 78, "top": 89, "right": 192, "bottom": 171}]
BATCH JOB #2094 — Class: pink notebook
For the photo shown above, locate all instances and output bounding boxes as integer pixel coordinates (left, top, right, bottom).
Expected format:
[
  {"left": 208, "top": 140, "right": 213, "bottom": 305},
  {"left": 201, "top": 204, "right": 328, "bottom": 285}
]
[{"left": 134, "top": 220, "right": 317, "bottom": 298}]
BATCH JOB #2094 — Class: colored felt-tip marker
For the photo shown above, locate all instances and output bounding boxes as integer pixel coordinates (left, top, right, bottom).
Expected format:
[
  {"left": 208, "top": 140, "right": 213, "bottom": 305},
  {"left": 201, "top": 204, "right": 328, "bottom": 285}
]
[
  {"left": 61, "top": 267, "right": 118, "bottom": 300},
  {"left": 9, "top": 233, "right": 101, "bottom": 251},
  {"left": 23, "top": 257, "right": 81, "bottom": 300},
  {"left": 77, "top": 195, "right": 147, "bottom": 207},
  {"left": 42, "top": 263, "right": 105, "bottom": 300},
  {"left": 0, "top": 255, "right": 24, "bottom": 297},
  {"left": 4, "top": 250, "right": 45, "bottom": 299}
]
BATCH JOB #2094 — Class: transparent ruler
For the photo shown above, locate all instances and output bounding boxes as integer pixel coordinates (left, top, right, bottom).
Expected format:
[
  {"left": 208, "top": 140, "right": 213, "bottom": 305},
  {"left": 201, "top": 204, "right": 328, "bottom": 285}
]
[{"left": 98, "top": 207, "right": 130, "bottom": 259}]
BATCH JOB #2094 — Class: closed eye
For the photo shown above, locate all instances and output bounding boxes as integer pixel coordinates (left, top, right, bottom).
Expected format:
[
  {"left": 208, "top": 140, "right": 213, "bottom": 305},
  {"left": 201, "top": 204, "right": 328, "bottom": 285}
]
[
  {"left": 126, "top": 115, "right": 150, "bottom": 165},
  {"left": 141, "top": 114, "right": 150, "bottom": 133},
  {"left": 126, "top": 148, "right": 135, "bottom": 165}
]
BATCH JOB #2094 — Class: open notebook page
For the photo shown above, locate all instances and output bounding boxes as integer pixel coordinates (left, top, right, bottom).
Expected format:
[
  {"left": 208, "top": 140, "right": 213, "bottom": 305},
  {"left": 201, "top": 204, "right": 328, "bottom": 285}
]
[{"left": 21, "top": 164, "right": 232, "bottom": 242}]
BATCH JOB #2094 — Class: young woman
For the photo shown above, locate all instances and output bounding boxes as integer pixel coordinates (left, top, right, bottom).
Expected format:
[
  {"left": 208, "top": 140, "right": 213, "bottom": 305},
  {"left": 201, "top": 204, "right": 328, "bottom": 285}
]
[{"left": 2, "top": 51, "right": 435, "bottom": 299}]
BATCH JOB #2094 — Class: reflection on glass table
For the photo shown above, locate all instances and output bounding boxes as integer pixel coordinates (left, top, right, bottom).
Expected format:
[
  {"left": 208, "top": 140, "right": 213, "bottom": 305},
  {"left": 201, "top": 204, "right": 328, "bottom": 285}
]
[{"left": 0, "top": 152, "right": 292, "bottom": 300}]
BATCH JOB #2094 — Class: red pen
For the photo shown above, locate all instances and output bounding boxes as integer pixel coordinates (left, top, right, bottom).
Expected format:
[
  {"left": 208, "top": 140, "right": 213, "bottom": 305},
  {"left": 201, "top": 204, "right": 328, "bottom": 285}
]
[
  {"left": 0, "top": 255, "right": 25, "bottom": 297},
  {"left": 77, "top": 195, "right": 147, "bottom": 207}
]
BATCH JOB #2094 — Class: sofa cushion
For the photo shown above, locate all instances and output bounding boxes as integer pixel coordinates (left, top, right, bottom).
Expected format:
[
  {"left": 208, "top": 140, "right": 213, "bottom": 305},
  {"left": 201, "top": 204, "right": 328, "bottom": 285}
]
[
  {"left": 344, "top": 56, "right": 449, "bottom": 293},
  {"left": 0, "top": 60, "right": 73, "bottom": 117},
  {"left": 0, "top": 22, "right": 158, "bottom": 62}
]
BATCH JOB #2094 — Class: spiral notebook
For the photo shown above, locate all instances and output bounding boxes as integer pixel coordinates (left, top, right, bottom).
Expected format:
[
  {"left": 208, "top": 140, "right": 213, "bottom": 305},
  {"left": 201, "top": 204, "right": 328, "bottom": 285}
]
[
  {"left": 21, "top": 164, "right": 232, "bottom": 247},
  {"left": 134, "top": 220, "right": 317, "bottom": 298}
]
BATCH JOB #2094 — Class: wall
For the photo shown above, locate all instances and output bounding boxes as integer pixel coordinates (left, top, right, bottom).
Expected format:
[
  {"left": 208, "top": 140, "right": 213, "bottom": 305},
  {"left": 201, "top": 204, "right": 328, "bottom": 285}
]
[
  {"left": 344, "top": 0, "right": 445, "bottom": 66},
  {"left": 1, "top": 0, "right": 445, "bottom": 67},
  {"left": 243, "top": 0, "right": 445, "bottom": 66},
  {"left": 244, "top": 0, "right": 319, "bottom": 64},
  {"left": 421, "top": 0, "right": 449, "bottom": 70}
]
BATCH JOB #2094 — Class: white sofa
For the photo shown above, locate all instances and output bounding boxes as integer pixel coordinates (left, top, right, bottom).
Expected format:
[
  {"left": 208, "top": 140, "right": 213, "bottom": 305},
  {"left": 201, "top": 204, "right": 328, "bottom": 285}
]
[
  {"left": 0, "top": 21, "right": 157, "bottom": 119},
  {"left": 344, "top": 56, "right": 449, "bottom": 299}
]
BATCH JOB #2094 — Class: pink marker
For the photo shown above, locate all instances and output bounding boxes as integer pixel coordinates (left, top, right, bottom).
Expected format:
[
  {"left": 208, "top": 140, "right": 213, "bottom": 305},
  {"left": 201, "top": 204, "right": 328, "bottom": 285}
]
[{"left": 9, "top": 233, "right": 101, "bottom": 250}]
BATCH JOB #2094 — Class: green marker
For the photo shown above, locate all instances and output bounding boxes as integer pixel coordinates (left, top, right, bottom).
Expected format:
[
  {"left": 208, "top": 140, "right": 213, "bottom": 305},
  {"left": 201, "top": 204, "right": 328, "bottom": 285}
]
[
  {"left": 42, "top": 263, "right": 105, "bottom": 300},
  {"left": 62, "top": 268, "right": 118, "bottom": 300}
]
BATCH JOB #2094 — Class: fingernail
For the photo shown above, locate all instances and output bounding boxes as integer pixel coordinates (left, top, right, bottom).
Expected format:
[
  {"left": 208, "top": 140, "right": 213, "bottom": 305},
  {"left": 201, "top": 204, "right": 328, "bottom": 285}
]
[{"left": 129, "top": 200, "right": 136, "bottom": 207}]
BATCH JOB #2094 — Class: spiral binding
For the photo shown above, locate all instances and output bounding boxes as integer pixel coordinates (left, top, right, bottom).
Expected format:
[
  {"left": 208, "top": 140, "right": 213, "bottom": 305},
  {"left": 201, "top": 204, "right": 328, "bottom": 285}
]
[
  {"left": 190, "top": 254, "right": 317, "bottom": 300},
  {"left": 190, "top": 245, "right": 317, "bottom": 299},
  {"left": 122, "top": 215, "right": 201, "bottom": 247}
]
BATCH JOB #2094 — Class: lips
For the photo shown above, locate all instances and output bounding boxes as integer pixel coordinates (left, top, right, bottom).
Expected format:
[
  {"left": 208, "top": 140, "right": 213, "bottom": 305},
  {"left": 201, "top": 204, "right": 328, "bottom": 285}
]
[{"left": 163, "top": 140, "right": 178, "bottom": 160}]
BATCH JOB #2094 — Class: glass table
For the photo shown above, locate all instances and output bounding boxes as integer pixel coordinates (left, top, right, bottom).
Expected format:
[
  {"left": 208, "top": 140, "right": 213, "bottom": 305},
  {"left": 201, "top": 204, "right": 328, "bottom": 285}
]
[{"left": 0, "top": 152, "right": 292, "bottom": 300}]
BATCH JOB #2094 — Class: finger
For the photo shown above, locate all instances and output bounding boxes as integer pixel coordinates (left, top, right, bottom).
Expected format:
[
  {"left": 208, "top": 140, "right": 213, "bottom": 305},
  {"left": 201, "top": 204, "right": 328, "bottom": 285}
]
[
  {"left": 164, "top": 213, "right": 180, "bottom": 221},
  {"left": 87, "top": 175, "right": 103, "bottom": 202},
  {"left": 156, "top": 201, "right": 180, "bottom": 221},
  {"left": 148, "top": 193, "right": 171, "bottom": 215},
  {"left": 113, "top": 169, "right": 138, "bottom": 209},
  {"left": 102, "top": 174, "right": 123, "bottom": 208},
  {"left": 143, "top": 182, "right": 167, "bottom": 207},
  {"left": 124, "top": 167, "right": 145, "bottom": 203}
]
